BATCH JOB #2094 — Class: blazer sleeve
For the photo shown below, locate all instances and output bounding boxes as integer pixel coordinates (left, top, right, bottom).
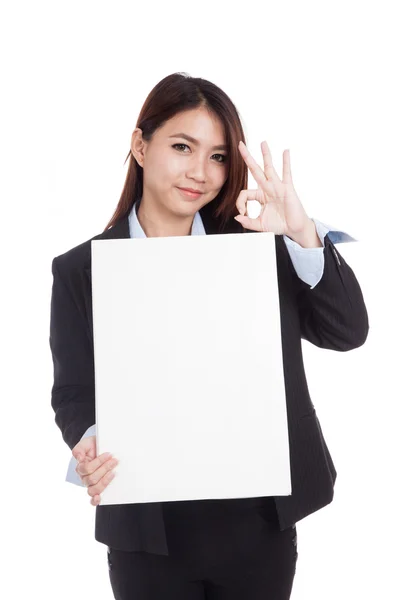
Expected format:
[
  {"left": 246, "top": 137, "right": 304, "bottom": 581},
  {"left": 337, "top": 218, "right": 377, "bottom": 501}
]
[
  {"left": 49, "top": 257, "right": 96, "bottom": 450},
  {"left": 285, "top": 233, "right": 369, "bottom": 351}
]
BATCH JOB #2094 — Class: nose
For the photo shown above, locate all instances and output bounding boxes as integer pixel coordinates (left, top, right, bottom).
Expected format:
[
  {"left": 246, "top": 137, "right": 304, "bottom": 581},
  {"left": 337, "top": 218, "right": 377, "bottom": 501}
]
[{"left": 185, "top": 156, "right": 208, "bottom": 182}]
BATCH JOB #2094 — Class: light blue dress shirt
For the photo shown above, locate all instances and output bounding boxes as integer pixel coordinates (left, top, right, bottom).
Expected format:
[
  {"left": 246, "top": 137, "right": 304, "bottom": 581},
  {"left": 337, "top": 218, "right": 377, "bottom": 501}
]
[{"left": 66, "top": 201, "right": 356, "bottom": 485}]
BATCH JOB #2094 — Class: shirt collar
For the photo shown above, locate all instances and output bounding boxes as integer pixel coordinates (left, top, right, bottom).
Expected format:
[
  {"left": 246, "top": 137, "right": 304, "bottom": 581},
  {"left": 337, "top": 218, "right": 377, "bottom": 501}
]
[{"left": 128, "top": 198, "right": 206, "bottom": 238}]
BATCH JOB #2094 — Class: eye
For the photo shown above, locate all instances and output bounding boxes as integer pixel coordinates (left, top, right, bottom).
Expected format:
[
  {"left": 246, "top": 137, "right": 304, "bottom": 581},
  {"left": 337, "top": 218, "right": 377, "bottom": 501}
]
[
  {"left": 172, "top": 143, "right": 190, "bottom": 152},
  {"left": 171, "top": 143, "right": 227, "bottom": 164}
]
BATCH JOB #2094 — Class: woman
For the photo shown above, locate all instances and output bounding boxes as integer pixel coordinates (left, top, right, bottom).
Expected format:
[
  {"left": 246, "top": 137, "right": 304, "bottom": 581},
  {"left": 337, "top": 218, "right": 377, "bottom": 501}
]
[{"left": 50, "top": 72, "right": 369, "bottom": 599}]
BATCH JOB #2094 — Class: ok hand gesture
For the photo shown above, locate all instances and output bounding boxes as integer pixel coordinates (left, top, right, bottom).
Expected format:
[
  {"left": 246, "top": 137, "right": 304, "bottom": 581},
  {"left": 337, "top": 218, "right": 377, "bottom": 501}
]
[{"left": 234, "top": 140, "right": 312, "bottom": 237}]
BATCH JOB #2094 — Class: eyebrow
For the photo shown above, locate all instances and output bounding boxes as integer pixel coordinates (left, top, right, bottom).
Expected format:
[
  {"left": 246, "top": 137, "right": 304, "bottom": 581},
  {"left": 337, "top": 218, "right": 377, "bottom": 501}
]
[{"left": 168, "top": 133, "right": 228, "bottom": 151}]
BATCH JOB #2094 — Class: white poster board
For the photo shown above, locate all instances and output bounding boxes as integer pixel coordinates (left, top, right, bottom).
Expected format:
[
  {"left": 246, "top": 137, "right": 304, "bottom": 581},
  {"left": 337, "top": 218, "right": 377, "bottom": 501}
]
[{"left": 91, "top": 232, "right": 291, "bottom": 505}]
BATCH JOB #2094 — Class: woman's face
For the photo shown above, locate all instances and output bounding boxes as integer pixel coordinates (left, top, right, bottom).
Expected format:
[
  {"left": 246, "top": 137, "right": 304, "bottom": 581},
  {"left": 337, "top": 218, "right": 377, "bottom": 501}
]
[{"left": 130, "top": 107, "right": 229, "bottom": 218}]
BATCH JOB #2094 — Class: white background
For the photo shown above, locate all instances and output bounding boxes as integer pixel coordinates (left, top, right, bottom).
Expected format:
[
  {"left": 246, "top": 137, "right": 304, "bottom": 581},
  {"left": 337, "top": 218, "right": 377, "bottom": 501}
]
[{"left": 1, "top": 1, "right": 398, "bottom": 598}]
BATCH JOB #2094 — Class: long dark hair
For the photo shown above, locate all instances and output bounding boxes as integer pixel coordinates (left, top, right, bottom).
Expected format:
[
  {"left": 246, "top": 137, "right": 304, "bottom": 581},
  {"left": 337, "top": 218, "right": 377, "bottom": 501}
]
[{"left": 103, "top": 72, "right": 248, "bottom": 233}]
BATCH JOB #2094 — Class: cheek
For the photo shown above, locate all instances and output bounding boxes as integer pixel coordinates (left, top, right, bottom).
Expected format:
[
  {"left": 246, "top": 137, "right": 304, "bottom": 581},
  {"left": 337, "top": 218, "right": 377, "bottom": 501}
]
[
  {"left": 154, "top": 156, "right": 181, "bottom": 183},
  {"left": 215, "top": 169, "right": 228, "bottom": 190}
]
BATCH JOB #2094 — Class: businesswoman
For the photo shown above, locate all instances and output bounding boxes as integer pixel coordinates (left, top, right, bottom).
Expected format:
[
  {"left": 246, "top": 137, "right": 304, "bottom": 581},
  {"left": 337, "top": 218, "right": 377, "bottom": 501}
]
[{"left": 50, "top": 72, "right": 369, "bottom": 599}]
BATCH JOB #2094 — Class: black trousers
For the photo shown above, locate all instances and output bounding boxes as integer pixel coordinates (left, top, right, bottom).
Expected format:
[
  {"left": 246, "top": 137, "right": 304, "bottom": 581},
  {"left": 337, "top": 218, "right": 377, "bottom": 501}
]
[{"left": 106, "top": 497, "right": 298, "bottom": 599}]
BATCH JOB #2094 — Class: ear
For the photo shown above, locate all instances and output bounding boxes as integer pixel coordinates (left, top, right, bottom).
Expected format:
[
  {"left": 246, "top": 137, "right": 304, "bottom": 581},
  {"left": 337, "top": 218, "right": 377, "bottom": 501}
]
[{"left": 130, "top": 128, "right": 145, "bottom": 167}]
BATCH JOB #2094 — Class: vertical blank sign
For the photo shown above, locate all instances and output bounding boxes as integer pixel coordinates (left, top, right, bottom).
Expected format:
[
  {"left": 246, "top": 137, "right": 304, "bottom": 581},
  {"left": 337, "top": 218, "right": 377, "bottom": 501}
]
[{"left": 91, "top": 232, "right": 291, "bottom": 505}]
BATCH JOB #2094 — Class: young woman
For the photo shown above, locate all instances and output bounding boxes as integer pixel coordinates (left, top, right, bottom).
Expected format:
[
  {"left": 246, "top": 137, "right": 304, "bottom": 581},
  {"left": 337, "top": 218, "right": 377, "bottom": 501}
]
[{"left": 50, "top": 72, "right": 369, "bottom": 599}]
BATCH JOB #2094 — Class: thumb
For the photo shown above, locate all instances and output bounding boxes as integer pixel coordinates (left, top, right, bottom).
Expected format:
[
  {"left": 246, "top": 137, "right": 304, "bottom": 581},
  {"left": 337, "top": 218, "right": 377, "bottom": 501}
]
[
  {"left": 72, "top": 435, "right": 96, "bottom": 462},
  {"left": 234, "top": 214, "right": 263, "bottom": 232},
  {"left": 72, "top": 448, "right": 83, "bottom": 462}
]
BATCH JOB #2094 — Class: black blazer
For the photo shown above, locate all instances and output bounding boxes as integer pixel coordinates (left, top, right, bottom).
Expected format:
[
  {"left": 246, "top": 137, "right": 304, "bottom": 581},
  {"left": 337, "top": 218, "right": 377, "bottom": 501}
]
[{"left": 49, "top": 202, "right": 369, "bottom": 555}]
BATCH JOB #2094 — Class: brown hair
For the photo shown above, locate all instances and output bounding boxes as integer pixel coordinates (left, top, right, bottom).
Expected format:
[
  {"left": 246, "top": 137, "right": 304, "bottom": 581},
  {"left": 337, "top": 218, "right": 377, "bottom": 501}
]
[{"left": 103, "top": 72, "right": 248, "bottom": 233}]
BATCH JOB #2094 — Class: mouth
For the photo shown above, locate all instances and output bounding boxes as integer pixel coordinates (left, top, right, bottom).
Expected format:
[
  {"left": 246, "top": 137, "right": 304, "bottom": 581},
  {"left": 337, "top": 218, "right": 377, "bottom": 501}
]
[{"left": 176, "top": 187, "right": 204, "bottom": 199}]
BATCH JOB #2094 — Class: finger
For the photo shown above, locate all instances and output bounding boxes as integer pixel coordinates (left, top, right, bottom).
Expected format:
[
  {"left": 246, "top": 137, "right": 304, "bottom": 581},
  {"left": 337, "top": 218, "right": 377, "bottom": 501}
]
[
  {"left": 282, "top": 149, "right": 292, "bottom": 185},
  {"left": 261, "top": 140, "right": 280, "bottom": 182},
  {"left": 81, "top": 457, "right": 118, "bottom": 488},
  {"left": 90, "top": 494, "right": 101, "bottom": 506},
  {"left": 76, "top": 451, "right": 113, "bottom": 477},
  {"left": 235, "top": 189, "right": 265, "bottom": 217},
  {"left": 238, "top": 141, "right": 272, "bottom": 194},
  {"left": 87, "top": 470, "right": 116, "bottom": 498}
]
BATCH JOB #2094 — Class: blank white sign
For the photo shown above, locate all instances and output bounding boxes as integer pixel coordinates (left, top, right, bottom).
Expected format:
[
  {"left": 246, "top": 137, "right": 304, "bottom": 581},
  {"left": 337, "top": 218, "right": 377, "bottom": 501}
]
[{"left": 91, "top": 232, "right": 291, "bottom": 505}]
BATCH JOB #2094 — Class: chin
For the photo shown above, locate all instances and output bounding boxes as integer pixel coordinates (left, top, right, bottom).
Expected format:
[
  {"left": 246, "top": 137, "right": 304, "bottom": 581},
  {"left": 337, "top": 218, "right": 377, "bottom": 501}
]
[{"left": 173, "top": 204, "right": 199, "bottom": 218}]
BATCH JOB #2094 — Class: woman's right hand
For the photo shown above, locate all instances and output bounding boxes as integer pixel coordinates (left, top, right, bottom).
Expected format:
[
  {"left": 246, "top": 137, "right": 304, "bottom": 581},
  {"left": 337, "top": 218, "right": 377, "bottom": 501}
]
[{"left": 72, "top": 435, "right": 119, "bottom": 506}]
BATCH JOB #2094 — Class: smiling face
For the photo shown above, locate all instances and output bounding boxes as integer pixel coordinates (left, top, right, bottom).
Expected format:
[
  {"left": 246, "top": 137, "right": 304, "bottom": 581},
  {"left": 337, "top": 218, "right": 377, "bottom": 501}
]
[{"left": 130, "top": 107, "right": 229, "bottom": 222}]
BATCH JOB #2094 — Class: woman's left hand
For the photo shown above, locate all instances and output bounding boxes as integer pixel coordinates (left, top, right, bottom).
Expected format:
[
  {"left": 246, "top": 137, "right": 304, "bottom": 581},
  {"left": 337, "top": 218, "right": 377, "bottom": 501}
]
[{"left": 234, "top": 140, "right": 312, "bottom": 237}]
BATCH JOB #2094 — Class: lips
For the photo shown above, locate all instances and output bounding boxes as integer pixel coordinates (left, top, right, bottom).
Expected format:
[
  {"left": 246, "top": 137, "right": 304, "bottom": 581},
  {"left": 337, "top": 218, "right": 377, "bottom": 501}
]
[
  {"left": 177, "top": 187, "right": 204, "bottom": 199},
  {"left": 178, "top": 187, "right": 204, "bottom": 194}
]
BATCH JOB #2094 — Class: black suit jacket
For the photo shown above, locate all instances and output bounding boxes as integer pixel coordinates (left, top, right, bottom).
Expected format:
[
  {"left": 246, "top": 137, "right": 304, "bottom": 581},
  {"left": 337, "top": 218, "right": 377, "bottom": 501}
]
[{"left": 49, "top": 202, "right": 369, "bottom": 554}]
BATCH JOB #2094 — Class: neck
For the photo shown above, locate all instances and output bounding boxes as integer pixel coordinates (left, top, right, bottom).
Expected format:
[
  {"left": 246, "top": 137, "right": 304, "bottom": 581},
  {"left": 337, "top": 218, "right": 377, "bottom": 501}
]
[{"left": 136, "top": 195, "right": 194, "bottom": 237}]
